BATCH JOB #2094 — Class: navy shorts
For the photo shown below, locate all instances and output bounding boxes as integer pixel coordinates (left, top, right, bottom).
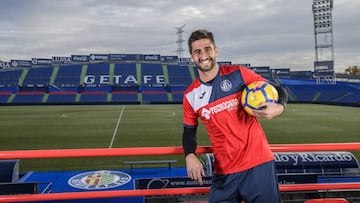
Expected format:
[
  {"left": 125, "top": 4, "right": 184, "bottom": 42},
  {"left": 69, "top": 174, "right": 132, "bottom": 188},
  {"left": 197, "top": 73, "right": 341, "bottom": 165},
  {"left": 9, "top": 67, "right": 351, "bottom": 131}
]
[{"left": 208, "top": 160, "right": 280, "bottom": 203}]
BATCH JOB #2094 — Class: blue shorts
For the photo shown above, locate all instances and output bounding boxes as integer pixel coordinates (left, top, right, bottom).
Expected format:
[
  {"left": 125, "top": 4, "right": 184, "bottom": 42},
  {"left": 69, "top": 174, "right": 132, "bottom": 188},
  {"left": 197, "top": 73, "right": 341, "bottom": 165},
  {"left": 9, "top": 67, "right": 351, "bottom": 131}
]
[{"left": 209, "top": 160, "right": 280, "bottom": 203}]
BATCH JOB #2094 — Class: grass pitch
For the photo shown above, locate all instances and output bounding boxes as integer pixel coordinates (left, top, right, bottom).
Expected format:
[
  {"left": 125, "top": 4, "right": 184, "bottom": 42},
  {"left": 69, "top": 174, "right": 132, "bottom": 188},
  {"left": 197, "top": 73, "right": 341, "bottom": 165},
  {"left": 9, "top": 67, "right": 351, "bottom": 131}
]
[{"left": 0, "top": 104, "right": 359, "bottom": 172}]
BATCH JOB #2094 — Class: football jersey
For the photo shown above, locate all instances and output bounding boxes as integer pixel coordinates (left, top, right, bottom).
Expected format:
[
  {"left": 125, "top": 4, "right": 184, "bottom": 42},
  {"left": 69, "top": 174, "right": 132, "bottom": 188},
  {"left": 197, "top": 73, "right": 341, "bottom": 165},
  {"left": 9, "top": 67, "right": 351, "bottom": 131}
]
[{"left": 183, "top": 65, "right": 274, "bottom": 175}]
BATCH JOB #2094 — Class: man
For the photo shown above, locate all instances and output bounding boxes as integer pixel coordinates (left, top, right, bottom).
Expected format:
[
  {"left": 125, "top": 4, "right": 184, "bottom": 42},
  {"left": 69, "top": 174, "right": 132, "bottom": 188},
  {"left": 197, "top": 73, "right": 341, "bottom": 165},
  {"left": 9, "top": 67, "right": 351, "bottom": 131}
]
[{"left": 182, "top": 29, "right": 288, "bottom": 203}]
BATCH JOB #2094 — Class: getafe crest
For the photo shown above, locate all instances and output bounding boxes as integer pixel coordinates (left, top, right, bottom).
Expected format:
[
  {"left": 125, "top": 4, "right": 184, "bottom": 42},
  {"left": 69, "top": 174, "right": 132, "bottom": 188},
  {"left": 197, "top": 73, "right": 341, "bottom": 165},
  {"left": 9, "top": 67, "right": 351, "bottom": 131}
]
[
  {"left": 68, "top": 170, "right": 131, "bottom": 190},
  {"left": 220, "top": 79, "right": 232, "bottom": 92}
]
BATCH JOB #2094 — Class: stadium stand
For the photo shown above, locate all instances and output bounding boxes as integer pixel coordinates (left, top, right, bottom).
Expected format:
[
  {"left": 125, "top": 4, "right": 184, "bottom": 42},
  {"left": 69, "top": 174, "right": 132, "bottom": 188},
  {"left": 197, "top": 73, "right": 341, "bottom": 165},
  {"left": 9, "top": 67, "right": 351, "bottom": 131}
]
[
  {"left": 22, "top": 66, "right": 53, "bottom": 86},
  {"left": 140, "top": 85, "right": 169, "bottom": 104},
  {"left": 47, "top": 92, "right": 77, "bottom": 103},
  {"left": 83, "top": 63, "right": 110, "bottom": 89},
  {"left": 11, "top": 91, "right": 44, "bottom": 104},
  {"left": 53, "top": 64, "right": 82, "bottom": 87},
  {"left": 0, "top": 86, "right": 16, "bottom": 103},
  {"left": 109, "top": 63, "right": 140, "bottom": 103},
  {"left": 79, "top": 92, "right": 108, "bottom": 103},
  {"left": 171, "top": 85, "right": 188, "bottom": 103},
  {"left": 167, "top": 64, "right": 193, "bottom": 86},
  {"left": 140, "top": 63, "right": 164, "bottom": 86},
  {"left": 281, "top": 80, "right": 360, "bottom": 105},
  {"left": 0, "top": 62, "right": 359, "bottom": 106},
  {"left": 137, "top": 63, "right": 171, "bottom": 103},
  {"left": 0, "top": 94, "right": 10, "bottom": 103},
  {"left": 0, "top": 69, "right": 23, "bottom": 87},
  {"left": 112, "top": 91, "right": 139, "bottom": 103},
  {"left": 47, "top": 85, "right": 78, "bottom": 104},
  {"left": 336, "top": 91, "right": 360, "bottom": 104},
  {"left": 79, "top": 63, "right": 138, "bottom": 103},
  {"left": 113, "top": 63, "right": 137, "bottom": 84}
]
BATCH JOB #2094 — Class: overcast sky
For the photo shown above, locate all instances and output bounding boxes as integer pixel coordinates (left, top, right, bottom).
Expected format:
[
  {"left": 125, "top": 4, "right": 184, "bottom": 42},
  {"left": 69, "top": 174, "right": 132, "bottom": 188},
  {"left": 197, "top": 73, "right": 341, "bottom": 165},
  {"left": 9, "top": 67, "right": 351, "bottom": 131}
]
[{"left": 0, "top": 0, "right": 359, "bottom": 72}]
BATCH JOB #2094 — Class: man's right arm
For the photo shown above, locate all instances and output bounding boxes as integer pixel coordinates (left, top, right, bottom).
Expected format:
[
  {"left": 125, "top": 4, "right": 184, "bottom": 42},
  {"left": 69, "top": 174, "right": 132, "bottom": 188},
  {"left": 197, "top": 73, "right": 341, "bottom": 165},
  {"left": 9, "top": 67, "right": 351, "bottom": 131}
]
[
  {"left": 182, "top": 126, "right": 197, "bottom": 156},
  {"left": 182, "top": 126, "right": 205, "bottom": 185}
]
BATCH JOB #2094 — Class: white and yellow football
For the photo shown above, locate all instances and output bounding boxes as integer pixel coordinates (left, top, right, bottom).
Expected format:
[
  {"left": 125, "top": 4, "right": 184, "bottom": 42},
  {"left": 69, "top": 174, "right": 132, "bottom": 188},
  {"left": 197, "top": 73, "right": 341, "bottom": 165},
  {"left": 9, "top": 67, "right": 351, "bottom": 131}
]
[{"left": 241, "top": 81, "right": 279, "bottom": 116}]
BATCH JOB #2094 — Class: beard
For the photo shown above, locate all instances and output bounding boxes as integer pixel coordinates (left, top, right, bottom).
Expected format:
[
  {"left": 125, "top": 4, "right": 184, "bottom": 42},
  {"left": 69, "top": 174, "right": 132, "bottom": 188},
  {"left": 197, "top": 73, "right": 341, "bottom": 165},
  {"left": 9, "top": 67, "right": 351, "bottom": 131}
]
[{"left": 195, "top": 57, "right": 217, "bottom": 72}]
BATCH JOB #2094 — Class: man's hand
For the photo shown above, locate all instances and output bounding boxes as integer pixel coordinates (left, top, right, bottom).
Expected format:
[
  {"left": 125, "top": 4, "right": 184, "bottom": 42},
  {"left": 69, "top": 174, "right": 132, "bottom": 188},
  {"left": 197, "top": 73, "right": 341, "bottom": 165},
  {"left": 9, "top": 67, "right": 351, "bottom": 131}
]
[
  {"left": 252, "top": 102, "right": 285, "bottom": 119},
  {"left": 185, "top": 153, "right": 205, "bottom": 185}
]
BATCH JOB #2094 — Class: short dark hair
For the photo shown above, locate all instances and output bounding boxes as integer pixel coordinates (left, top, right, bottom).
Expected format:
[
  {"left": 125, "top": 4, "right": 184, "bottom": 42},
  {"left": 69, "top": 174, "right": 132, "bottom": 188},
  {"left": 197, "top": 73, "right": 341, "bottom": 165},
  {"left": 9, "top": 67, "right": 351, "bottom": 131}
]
[{"left": 188, "top": 29, "right": 216, "bottom": 54}]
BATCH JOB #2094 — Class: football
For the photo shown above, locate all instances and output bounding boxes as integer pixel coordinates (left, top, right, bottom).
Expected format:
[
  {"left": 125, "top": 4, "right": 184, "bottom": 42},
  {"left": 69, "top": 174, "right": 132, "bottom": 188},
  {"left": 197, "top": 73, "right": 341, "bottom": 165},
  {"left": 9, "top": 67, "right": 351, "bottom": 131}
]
[{"left": 241, "top": 81, "right": 279, "bottom": 116}]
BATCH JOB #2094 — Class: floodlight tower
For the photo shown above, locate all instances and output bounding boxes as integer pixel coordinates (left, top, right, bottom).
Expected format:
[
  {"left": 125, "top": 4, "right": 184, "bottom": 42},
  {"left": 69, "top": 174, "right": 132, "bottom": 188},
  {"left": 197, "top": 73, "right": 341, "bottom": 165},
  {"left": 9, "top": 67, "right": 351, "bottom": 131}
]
[
  {"left": 176, "top": 24, "right": 186, "bottom": 60},
  {"left": 312, "top": 0, "right": 335, "bottom": 84}
]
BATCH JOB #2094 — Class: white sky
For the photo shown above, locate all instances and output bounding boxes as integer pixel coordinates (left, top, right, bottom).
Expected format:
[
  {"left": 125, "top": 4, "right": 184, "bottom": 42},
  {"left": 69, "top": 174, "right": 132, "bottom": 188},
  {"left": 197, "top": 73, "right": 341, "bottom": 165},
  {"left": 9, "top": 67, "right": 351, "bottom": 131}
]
[{"left": 0, "top": 0, "right": 359, "bottom": 72}]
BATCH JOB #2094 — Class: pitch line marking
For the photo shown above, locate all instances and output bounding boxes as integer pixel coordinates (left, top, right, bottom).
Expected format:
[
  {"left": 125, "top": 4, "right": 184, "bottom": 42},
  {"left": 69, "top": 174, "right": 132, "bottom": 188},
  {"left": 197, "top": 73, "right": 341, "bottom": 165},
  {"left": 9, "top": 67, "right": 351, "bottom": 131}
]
[
  {"left": 62, "top": 113, "right": 73, "bottom": 119},
  {"left": 164, "top": 112, "right": 176, "bottom": 118},
  {"left": 109, "top": 105, "right": 126, "bottom": 148}
]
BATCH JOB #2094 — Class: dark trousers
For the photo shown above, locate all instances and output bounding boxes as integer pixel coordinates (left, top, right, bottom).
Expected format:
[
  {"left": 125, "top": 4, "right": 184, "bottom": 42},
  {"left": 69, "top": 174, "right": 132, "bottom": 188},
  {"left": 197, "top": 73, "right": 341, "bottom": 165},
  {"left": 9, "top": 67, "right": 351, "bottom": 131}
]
[{"left": 209, "top": 160, "right": 280, "bottom": 203}]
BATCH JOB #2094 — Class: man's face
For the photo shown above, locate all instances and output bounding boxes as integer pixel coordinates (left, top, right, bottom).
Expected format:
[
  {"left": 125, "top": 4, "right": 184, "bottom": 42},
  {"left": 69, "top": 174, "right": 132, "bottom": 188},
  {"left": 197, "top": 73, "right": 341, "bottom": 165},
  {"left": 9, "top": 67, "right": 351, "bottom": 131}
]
[{"left": 190, "top": 38, "right": 218, "bottom": 72}]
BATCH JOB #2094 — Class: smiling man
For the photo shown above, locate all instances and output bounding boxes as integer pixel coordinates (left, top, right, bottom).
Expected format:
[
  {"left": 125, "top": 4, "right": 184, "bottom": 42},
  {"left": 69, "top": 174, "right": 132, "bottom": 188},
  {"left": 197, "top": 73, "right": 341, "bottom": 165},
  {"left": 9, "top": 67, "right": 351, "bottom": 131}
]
[{"left": 181, "top": 29, "right": 288, "bottom": 203}]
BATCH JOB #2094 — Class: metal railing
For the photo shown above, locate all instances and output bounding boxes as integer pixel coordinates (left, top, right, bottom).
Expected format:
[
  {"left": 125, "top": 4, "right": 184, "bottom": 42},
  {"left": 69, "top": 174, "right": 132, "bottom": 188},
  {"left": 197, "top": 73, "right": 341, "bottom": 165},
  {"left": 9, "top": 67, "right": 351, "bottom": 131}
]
[{"left": 0, "top": 142, "right": 359, "bottom": 202}]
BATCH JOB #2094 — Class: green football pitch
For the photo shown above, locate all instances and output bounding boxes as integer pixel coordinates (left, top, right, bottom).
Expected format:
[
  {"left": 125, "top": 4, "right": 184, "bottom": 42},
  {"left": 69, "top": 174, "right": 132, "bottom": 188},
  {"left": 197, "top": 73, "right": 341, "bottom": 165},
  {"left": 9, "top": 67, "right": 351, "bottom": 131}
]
[{"left": 0, "top": 104, "right": 359, "bottom": 172}]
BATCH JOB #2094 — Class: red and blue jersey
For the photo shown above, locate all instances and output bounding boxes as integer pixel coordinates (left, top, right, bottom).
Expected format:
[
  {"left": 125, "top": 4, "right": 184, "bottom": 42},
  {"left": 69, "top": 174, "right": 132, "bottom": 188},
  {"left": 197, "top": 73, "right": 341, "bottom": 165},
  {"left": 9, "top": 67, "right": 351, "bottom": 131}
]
[{"left": 183, "top": 65, "right": 274, "bottom": 175}]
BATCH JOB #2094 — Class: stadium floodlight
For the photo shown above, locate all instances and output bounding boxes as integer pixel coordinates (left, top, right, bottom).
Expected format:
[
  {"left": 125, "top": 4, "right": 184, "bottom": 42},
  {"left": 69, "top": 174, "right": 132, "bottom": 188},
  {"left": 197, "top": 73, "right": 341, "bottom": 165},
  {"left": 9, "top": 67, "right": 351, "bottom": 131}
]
[
  {"left": 312, "top": 0, "right": 335, "bottom": 84},
  {"left": 313, "top": 0, "right": 333, "bottom": 33},
  {"left": 175, "top": 24, "right": 186, "bottom": 60}
]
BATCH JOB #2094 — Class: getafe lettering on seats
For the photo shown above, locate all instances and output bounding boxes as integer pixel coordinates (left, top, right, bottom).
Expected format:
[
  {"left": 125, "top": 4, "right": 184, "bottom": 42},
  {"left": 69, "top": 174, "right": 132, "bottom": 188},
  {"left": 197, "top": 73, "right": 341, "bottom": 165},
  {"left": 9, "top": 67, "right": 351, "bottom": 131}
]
[{"left": 83, "top": 74, "right": 166, "bottom": 85}]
